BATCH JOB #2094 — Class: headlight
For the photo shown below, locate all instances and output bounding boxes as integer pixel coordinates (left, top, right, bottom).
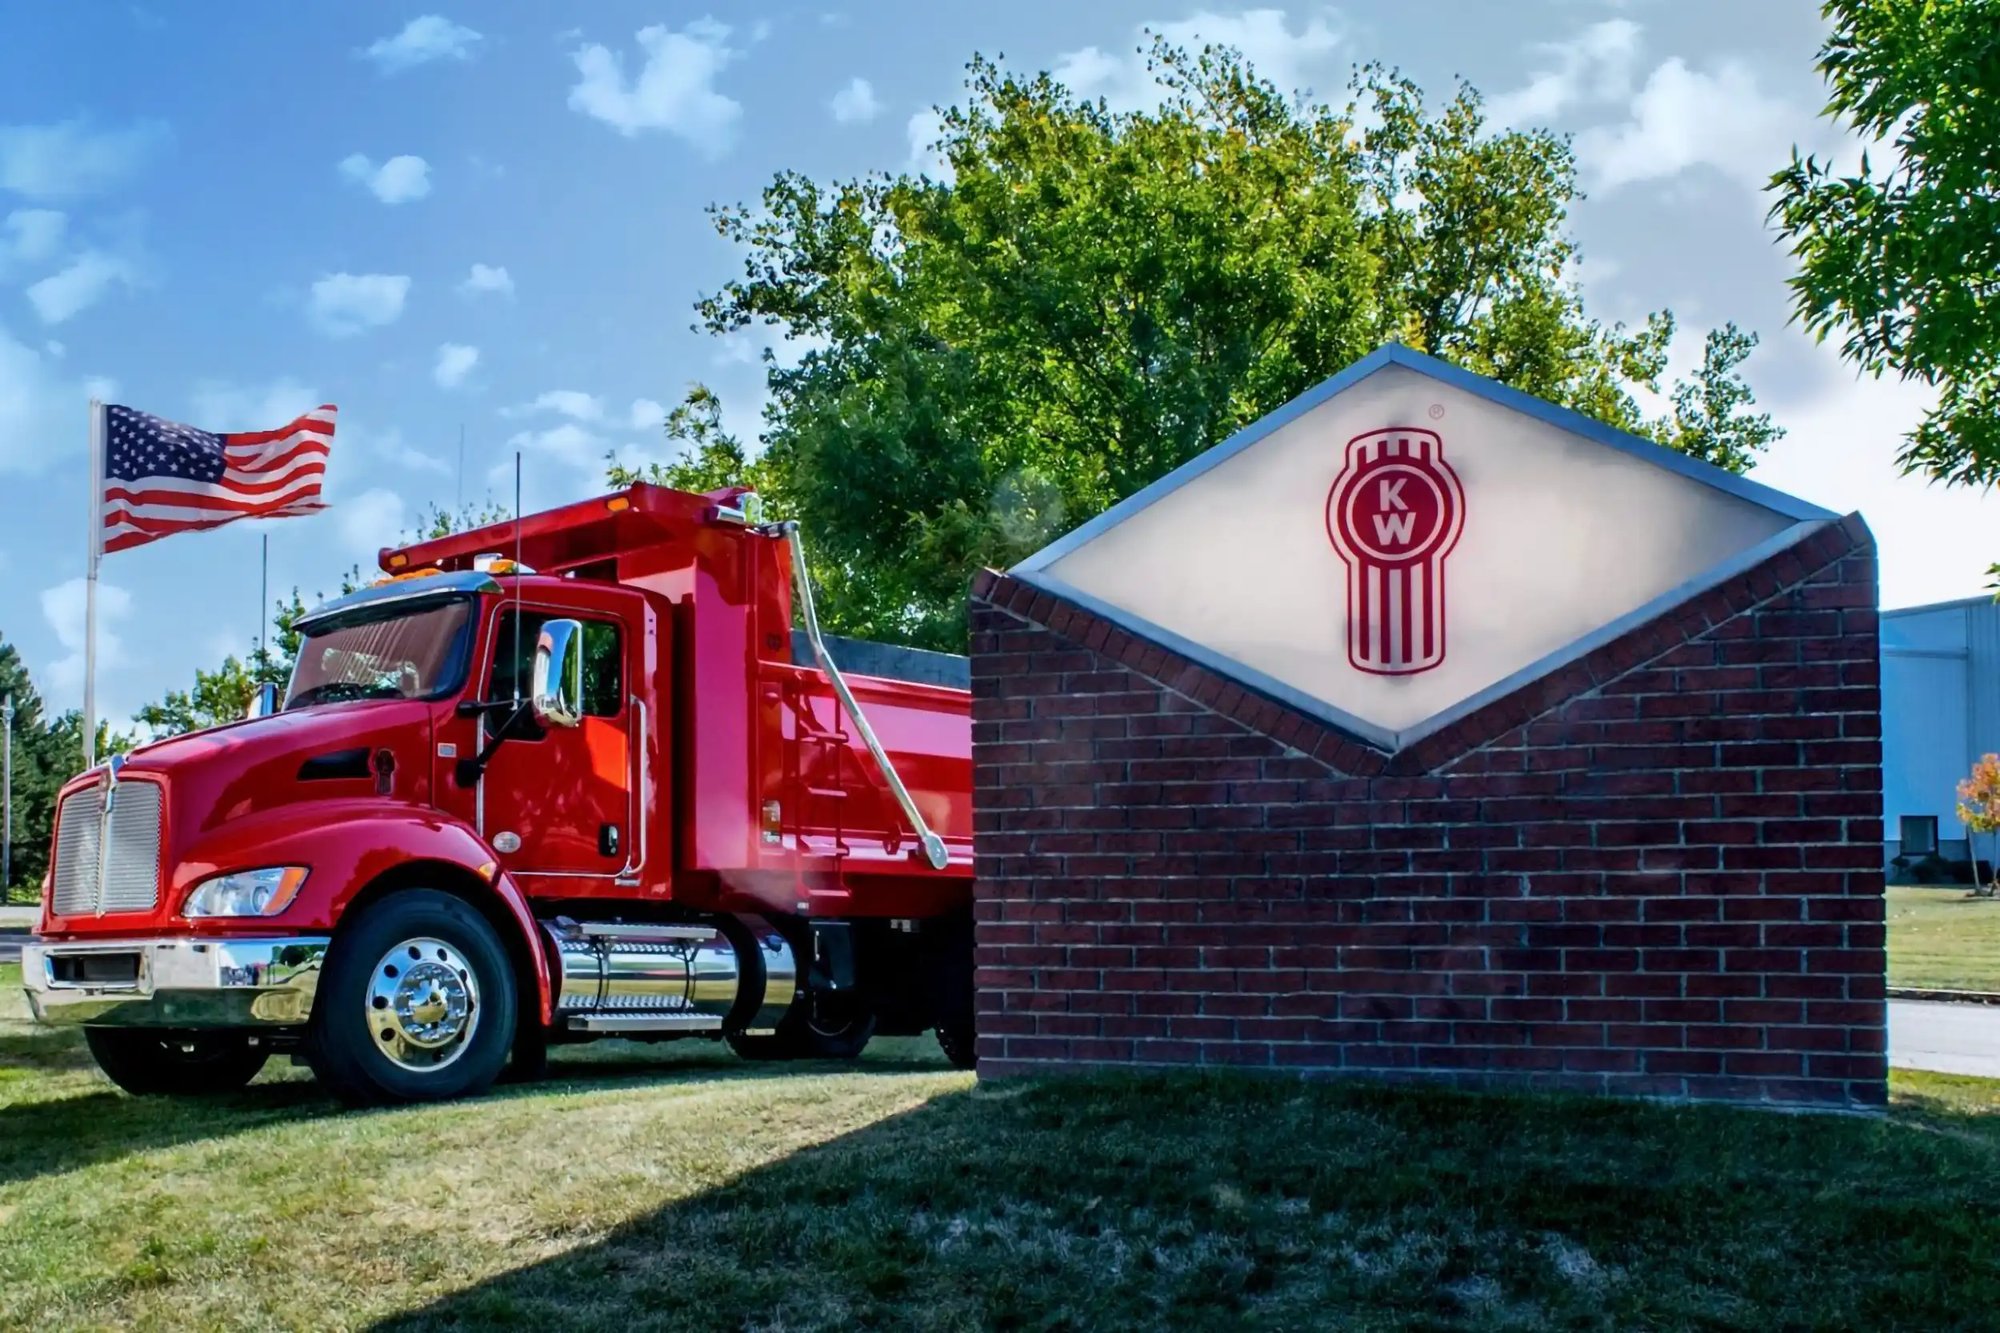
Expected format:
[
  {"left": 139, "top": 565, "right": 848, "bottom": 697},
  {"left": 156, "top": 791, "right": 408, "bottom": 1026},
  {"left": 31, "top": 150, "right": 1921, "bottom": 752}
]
[{"left": 183, "top": 866, "right": 308, "bottom": 918}]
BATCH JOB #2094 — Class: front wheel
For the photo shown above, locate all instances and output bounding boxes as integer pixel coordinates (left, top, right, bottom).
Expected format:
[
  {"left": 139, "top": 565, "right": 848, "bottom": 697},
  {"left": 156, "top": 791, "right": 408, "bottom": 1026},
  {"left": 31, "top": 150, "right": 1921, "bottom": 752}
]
[
  {"left": 84, "top": 1028, "right": 269, "bottom": 1096},
  {"left": 307, "top": 889, "right": 518, "bottom": 1107}
]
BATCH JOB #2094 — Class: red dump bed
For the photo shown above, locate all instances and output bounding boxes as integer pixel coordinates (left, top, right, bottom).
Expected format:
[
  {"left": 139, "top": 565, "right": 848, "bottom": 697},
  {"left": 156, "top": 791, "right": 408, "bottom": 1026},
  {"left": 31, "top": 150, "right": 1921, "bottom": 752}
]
[{"left": 381, "top": 483, "right": 974, "bottom": 924}]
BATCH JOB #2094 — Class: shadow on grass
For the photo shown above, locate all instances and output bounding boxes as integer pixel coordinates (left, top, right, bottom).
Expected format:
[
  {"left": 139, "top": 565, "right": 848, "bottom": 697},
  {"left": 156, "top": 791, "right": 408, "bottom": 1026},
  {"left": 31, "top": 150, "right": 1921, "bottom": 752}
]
[
  {"left": 374, "top": 1074, "right": 2000, "bottom": 1332},
  {"left": 0, "top": 1031, "right": 950, "bottom": 1190}
]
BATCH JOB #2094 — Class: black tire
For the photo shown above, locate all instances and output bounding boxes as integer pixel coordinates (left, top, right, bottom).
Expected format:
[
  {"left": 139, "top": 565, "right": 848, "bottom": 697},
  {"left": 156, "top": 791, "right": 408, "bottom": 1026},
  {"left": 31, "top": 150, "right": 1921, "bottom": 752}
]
[
  {"left": 935, "top": 1020, "right": 977, "bottom": 1071},
  {"left": 501, "top": 1022, "right": 550, "bottom": 1084},
  {"left": 84, "top": 1028, "right": 269, "bottom": 1096},
  {"left": 307, "top": 889, "right": 518, "bottom": 1107},
  {"left": 727, "top": 993, "right": 876, "bottom": 1062}
]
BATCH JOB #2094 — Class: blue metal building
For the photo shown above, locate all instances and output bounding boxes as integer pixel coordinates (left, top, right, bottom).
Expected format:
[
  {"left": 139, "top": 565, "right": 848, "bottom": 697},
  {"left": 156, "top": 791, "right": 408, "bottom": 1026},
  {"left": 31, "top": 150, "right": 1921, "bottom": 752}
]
[{"left": 1882, "top": 595, "right": 2000, "bottom": 877}]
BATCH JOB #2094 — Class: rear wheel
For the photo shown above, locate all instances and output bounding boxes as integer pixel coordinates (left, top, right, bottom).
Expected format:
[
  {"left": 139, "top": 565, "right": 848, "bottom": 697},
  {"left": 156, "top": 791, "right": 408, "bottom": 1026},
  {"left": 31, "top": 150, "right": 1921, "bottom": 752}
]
[
  {"left": 307, "top": 889, "right": 517, "bottom": 1107},
  {"left": 728, "top": 992, "right": 876, "bottom": 1061},
  {"left": 84, "top": 1028, "right": 269, "bottom": 1095},
  {"left": 935, "top": 1019, "right": 977, "bottom": 1071}
]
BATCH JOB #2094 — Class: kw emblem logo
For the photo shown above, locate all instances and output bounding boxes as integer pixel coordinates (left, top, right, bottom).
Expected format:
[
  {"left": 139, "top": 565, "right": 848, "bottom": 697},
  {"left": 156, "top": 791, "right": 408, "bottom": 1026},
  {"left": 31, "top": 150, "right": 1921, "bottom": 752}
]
[{"left": 1326, "top": 428, "right": 1465, "bottom": 675}]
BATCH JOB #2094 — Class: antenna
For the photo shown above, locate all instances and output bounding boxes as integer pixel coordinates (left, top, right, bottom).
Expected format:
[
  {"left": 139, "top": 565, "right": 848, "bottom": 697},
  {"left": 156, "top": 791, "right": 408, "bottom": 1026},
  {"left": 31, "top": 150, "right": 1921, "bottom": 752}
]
[
  {"left": 456, "top": 423, "right": 465, "bottom": 518},
  {"left": 511, "top": 451, "right": 523, "bottom": 703}
]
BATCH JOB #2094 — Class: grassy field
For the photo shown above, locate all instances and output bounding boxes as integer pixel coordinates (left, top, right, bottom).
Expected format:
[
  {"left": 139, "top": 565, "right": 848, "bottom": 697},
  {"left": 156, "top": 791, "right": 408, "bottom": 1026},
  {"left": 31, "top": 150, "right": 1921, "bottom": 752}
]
[
  {"left": 2, "top": 962, "right": 1999, "bottom": 1329},
  {"left": 1888, "top": 885, "right": 2000, "bottom": 992}
]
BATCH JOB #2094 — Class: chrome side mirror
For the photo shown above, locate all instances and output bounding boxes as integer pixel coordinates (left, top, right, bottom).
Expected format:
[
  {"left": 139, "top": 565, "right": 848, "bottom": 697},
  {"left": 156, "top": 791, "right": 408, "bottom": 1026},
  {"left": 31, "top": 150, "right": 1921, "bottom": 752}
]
[
  {"left": 247, "top": 681, "right": 281, "bottom": 719},
  {"left": 530, "top": 619, "right": 585, "bottom": 729}
]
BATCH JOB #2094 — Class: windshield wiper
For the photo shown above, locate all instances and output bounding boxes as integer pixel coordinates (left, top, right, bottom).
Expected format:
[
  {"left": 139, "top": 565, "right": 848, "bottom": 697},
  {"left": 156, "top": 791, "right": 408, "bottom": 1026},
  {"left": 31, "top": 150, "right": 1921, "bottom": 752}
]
[{"left": 285, "top": 682, "right": 401, "bottom": 711}]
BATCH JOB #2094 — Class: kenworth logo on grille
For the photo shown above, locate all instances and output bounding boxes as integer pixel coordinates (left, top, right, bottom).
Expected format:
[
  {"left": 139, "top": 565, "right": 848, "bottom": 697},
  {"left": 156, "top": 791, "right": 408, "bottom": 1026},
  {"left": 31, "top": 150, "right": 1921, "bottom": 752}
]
[{"left": 1325, "top": 428, "right": 1465, "bottom": 676}]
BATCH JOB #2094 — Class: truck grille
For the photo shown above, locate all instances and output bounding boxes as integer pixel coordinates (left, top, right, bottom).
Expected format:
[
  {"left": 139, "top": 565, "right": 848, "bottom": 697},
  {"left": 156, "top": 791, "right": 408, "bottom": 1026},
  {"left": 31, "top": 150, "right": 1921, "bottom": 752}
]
[{"left": 51, "top": 780, "right": 163, "bottom": 917}]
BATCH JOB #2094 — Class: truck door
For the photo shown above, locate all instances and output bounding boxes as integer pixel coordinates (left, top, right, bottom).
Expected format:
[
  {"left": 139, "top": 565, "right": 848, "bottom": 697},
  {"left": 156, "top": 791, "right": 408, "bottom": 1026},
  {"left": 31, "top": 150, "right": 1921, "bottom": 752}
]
[{"left": 474, "top": 606, "right": 637, "bottom": 892}]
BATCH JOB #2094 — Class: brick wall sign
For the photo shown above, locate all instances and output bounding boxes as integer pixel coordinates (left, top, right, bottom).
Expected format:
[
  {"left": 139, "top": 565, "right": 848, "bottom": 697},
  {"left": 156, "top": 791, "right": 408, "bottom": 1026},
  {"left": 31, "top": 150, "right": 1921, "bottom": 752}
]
[{"left": 972, "top": 343, "right": 1885, "bottom": 1111}]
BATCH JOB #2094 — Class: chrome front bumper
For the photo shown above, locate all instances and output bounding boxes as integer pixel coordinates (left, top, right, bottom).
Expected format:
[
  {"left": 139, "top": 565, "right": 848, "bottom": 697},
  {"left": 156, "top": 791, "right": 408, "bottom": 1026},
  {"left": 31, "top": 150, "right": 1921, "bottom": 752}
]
[{"left": 20, "top": 936, "right": 330, "bottom": 1028}]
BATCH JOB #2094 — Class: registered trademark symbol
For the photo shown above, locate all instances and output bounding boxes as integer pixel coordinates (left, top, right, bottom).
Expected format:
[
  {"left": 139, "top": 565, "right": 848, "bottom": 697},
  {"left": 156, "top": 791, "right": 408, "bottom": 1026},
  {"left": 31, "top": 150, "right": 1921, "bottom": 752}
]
[{"left": 1428, "top": 403, "right": 1445, "bottom": 420}]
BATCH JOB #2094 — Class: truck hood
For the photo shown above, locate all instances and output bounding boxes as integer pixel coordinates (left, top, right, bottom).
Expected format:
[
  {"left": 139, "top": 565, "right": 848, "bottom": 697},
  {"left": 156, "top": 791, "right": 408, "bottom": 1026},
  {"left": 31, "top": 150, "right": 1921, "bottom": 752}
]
[{"left": 118, "top": 699, "right": 436, "bottom": 839}]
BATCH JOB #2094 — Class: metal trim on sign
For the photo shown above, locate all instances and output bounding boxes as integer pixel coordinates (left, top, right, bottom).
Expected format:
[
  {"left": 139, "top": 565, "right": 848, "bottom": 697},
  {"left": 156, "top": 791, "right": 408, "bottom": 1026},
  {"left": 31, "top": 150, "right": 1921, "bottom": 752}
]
[
  {"left": 1012, "top": 516, "right": 1837, "bottom": 755},
  {"left": 1011, "top": 342, "right": 1836, "bottom": 577}
]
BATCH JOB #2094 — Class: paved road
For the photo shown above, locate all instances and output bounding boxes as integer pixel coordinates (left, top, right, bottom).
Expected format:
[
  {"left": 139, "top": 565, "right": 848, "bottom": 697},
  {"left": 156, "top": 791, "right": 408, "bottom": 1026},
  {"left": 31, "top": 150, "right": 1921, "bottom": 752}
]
[
  {"left": 0, "top": 931, "right": 23, "bottom": 966},
  {"left": 1890, "top": 1000, "right": 2000, "bottom": 1079}
]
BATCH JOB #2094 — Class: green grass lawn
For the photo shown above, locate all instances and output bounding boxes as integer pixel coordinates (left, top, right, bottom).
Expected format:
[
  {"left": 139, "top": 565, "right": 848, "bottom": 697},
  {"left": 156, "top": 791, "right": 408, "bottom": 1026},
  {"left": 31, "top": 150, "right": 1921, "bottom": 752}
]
[
  {"left": 3, "top": 962, "right": 2000, "bottom": 1329},
  {"left": 1888, "top": 885, "right": 2000, "bottom": 991}
]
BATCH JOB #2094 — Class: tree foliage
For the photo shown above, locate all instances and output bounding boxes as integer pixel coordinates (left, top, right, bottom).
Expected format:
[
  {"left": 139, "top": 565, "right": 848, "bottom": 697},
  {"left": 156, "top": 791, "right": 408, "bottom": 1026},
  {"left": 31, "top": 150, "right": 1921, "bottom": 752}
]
[
  {"left": 1957, "top": 752, "right": 2000, "bottom": 897},
  {"left": 1770, "top": 0, "right": 2000, "bottom": 488},
  {"left": 691, "top": 41, "right": 1780, "bottom": 650},
  {"left": 0, "top": 639, "right": 130, "bottom": 892}
]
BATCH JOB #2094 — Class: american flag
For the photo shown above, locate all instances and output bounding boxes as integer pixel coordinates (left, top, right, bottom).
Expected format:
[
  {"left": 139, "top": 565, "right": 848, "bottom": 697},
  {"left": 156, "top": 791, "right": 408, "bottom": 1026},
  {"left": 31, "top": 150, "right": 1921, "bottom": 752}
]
[{"left": 101, "top": 403, "right": 336, "bottom": 554}]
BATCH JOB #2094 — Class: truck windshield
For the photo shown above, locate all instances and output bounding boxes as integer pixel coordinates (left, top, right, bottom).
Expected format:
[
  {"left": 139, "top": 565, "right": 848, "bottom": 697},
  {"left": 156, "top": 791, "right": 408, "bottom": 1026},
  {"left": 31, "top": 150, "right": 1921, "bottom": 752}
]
[{"left": 286, "top": 597, "right": 476, "bottom": 711}]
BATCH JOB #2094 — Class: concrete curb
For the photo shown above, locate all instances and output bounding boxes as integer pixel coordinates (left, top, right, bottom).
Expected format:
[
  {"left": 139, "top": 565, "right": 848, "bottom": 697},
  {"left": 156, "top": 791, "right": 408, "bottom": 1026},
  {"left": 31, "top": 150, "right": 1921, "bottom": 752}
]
[{"left": 1888, "top": 987, "right": 2000, "bottom": 1007}]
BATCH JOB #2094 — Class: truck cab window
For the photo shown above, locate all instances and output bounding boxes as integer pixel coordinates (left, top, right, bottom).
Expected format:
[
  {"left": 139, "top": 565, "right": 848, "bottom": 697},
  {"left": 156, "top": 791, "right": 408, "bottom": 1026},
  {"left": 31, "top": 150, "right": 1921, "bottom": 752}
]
[
  {"left": 286, "top": 598, "right": 475, "bottom": 711},
  {"left": 489, "top": 612, "right": 623, "bottom": 718}
]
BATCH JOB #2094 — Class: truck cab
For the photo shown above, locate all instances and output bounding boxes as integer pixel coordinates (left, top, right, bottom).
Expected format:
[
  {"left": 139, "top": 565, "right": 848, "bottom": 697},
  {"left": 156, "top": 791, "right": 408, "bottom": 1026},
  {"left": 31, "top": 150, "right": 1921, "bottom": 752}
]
[{"left": 21, "top": 484, "right": 977, "bottom": 1104}]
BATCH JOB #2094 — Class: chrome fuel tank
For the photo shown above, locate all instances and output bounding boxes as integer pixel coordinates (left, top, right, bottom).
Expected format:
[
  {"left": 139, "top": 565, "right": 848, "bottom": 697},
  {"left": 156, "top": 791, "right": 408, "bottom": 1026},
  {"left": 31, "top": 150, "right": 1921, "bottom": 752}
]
[{"left": 541, "top": 919, "right": 796, "bottom": 1032}]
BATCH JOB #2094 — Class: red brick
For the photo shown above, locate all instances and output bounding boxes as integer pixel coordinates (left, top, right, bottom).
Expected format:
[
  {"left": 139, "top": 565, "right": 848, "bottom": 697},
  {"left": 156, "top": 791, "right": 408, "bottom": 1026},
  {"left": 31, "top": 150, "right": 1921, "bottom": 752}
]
[{"left": 970, "top": 521, "right": 1883, "bottom": 1109}]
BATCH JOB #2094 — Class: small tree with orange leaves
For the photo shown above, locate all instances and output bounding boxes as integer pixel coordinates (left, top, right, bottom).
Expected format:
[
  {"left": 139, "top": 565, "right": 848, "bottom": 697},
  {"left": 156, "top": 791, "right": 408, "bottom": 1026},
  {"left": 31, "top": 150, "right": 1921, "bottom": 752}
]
[{"left": 1956, "top": 753, "right": 2000, "bottom": 897}]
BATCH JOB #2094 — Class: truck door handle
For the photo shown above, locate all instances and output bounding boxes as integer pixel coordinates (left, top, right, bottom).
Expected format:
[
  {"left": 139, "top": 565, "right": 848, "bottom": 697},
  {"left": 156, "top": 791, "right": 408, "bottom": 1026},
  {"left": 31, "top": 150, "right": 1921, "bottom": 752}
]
[{"left": 599, "top": 824, "right": 621, "bottom": 857}]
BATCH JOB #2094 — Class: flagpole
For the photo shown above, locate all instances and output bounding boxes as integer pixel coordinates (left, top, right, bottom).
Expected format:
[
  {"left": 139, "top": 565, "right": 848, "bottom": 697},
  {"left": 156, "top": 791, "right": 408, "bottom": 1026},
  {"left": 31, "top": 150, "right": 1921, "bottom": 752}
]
[
  {"left": 258, "top": 532, "right": 268, "bottom": 664},
  {"left": 83, "top": 397, "right": 103, "bottom": 769}
]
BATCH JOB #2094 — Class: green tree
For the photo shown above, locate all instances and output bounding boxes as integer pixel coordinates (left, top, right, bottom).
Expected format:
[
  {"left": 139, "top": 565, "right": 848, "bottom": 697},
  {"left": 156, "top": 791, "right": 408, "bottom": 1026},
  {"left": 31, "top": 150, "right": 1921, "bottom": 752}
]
[
  {"left": 1957, "top": 753, "right": 2000, "bottom": 898},
  {"left": 1770, "top": 0, "right": 2000, "bottom": 493},
  {"left": 0, "top": 640, "right": 132, "bottom": 895},
  {"left": 697, "top": 41, "right": 1781, "bottom": 650},
  {"left": 606, "top": 384, "right": 765, "bottom": 495}
]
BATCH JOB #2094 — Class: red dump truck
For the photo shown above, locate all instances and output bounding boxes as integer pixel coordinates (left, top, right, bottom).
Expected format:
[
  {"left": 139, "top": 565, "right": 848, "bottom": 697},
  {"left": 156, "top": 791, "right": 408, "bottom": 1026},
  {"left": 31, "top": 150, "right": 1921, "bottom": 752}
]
[{"left": 20, "top": 484, "right": 976, "bottom": 1104}]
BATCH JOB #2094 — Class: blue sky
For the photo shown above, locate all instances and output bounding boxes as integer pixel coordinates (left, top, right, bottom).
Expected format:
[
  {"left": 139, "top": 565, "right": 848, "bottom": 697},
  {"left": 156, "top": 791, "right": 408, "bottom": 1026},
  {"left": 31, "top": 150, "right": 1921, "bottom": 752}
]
[{"left": 0, "top": 1, "right": 1992, "bottom": 727}]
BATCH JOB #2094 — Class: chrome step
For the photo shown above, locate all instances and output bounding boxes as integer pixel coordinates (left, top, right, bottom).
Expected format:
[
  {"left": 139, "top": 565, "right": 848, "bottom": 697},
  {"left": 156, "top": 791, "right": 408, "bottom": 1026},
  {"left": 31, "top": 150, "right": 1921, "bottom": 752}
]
[
  {"left": 566, "top": 1012, "right": 723, "bottom": 1033},
  {"left": 566, "top": 921, "right": 716, "bottom": 944}
]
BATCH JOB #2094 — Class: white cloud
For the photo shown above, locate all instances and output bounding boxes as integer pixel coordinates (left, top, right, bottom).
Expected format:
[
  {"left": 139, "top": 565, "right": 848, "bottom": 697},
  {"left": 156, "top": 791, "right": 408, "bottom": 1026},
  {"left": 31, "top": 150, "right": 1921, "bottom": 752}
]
[
  {"left": 338, "top": 153, "right": 432, "bottom": 204},
  {"left": 0, "top": 320, "right": 101, "bottom": 472},
  {"left": 40, "top": 575, "right": 131, "bottom": 707},
  {"left": 189, "top": 378, "right": 320, "bottom": 432},
  {"left": 0, "top": 209, "right": 67, "bottom": 270},
  {"left": 1486, "top": 19, "right": 1642, "bottom": 128},
  {"left": 905, "top": 109, "right": 950, "bottom": 179},
  {"left": 365, "top": 427, "right": 451, "bottom": 477},
  {"left": 1577, "top": 57, "right": 1803, "bottom": 194},
  {"left": 829, "top": 77, "right": 881, "bottom": 125},
  {"left": 0, "top": 118, "right": 168, "bottom": 200},
  {"left": 332, "top": 488, "right": 409, "bottom": 562},
  {"left": 361, "top": 16, "right": 482, "bottom": 73},
  {"left": 504, "top": 422, "right": 606, "bottom": 474},
  {"left": 508, "top": 389, "right": 606, "bottom": 422},
  {"left": 26, "top": 250, "right": 139, "bottom": 324},
  {"left": 458, "top": 262, "right": 514, "bottom": 297},
  {"left": 628, "top": 397, "right": 666, "bottom": 431},
  {"left": 433, "top": 342, "right": 479, "bottom": 389},
  {"left": 1751, "top": 342, "right": 2000, "bottom": 610},
  {"left": 307, "top": 272, "right": 410, "bottom": 336},
  {"left": 1053, "top": 9, "right": 1343, "bottom": 112},
  {"left": 568, "top": 20, "right": 743, "bottom": 155}
]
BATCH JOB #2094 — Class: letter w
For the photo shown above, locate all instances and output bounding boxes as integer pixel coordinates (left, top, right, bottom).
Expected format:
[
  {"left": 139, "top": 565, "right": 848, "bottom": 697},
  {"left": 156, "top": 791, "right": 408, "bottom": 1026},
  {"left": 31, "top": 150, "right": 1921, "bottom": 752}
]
[{"left": 1372, "top": 511, "right": 1416, "bottom": 545}]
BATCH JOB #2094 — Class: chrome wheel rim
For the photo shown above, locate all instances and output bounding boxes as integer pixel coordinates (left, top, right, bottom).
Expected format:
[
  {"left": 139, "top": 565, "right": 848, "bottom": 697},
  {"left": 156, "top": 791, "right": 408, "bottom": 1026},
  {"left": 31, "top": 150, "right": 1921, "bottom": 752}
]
[{"left": 366, "top": 937, "right": 479, "bottom": 1072}]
